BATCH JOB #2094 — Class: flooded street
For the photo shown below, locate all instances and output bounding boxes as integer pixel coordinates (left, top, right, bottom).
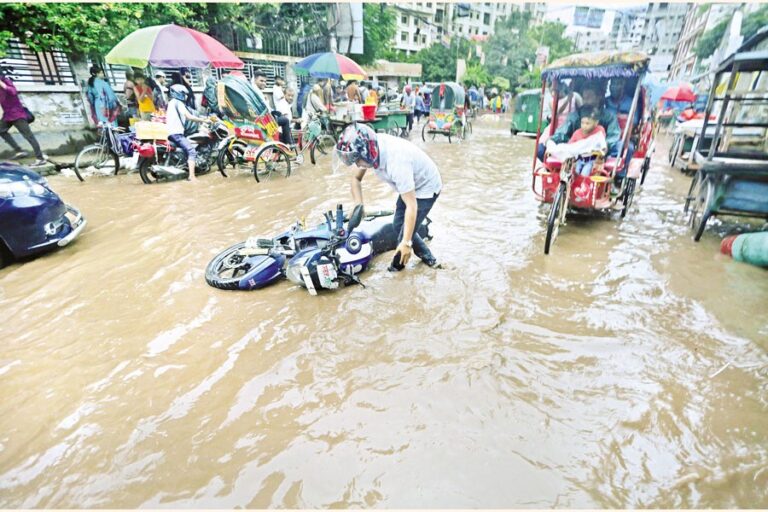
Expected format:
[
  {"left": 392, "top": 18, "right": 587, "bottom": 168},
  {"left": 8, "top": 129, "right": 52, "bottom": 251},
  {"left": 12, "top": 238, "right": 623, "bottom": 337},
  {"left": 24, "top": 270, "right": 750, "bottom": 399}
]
[{"left": 1, "top": 115, "right": 767, "bottom": 508}]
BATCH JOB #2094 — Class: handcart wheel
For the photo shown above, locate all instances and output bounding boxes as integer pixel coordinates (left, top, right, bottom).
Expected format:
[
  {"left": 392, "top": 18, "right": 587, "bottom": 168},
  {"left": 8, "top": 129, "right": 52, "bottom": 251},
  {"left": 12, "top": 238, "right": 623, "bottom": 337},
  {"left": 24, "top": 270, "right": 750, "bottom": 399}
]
[
  {"left": 683, "top": 170, "right": 703, "bottom": 215},
  {"left": 544, "top": 182, "right": 567, "bottom": 255},
  {"left": 620, "top": 177, "right": 636, "bottom": 218},
  {"left": 689, "top": 176, "right": 714, "bottom": 242}
]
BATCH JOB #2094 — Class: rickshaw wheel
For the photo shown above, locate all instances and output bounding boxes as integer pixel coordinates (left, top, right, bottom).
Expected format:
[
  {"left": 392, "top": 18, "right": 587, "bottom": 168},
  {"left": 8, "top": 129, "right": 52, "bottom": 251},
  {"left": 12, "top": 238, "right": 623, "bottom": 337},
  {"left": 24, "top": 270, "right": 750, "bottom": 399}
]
[
  {"left": 689, "top": 176, "right": 714, "bottom": 242},
  {"left": 545, "top": 182, "right": 567, "bottom": 255},
  {"left": 254, "top": 145, "right": 291, "bottom": 180},
  {"left": 421, "top": 124, "right": 428, "bottom": 142},
  {"left": 683, "top": 170, "right": 703, "bottom": 215},
  {"left": 621, "top": 177, "right": 636, "bottom": 218}
]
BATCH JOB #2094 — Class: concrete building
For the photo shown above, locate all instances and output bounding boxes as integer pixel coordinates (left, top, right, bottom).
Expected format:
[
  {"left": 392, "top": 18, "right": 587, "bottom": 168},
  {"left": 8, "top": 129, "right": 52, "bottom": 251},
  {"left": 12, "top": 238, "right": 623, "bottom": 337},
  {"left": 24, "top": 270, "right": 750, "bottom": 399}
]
[
  {"left": 639, "top": 3, "right": 688, "bottom": 57},
  {"left": 544, "top": 5, "right": 619, "bottom": 53},
  {"left": 391, "top": 2, "right": 545, "bottom": 56},
  {"left": 668, "top": 3, "right": 743, "bottom": 81}
]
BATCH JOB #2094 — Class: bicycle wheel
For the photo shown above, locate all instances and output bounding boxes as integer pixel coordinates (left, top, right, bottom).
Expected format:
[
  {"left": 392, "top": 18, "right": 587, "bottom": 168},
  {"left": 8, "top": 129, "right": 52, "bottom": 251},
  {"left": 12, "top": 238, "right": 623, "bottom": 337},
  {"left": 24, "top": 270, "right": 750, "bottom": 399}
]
[
  {"left": 254, "top": 145, "right": 291, "bottom": 180},
  {"left": 74, "top": 144, "right": 119, "bottom": 181},
  {"left": 689, "top": 176, "right": 714, "bottom": 242},
  {"left": 310, "top": 134, "right": 336, "bottom": 165},
  {"left": 620, "top": 177, "right": 636, "bottom": 219},
  {"left": 544, "top": 182, "right": 567, "bottom": 255}
]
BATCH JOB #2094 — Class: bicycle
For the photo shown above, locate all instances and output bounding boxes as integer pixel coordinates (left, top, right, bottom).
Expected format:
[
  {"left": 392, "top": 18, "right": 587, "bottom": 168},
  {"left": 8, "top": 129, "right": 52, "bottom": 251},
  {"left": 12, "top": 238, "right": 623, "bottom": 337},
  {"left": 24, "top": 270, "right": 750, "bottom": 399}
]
[{"left": 73, "top": 123, "right": 134, "bottom": 181}]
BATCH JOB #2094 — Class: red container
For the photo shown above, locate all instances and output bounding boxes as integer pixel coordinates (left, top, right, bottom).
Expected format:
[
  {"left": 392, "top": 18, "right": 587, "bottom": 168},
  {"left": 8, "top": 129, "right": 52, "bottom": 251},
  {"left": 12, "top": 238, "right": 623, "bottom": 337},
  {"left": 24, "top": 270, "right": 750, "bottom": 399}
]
[{"left": 362, "top": 104, "right": 377, "bottom": 121}]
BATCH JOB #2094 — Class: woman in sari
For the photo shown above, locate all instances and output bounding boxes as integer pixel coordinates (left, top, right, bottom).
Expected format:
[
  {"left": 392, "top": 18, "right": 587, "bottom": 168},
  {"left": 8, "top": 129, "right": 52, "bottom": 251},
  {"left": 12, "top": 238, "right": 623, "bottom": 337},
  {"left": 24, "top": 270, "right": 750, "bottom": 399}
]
[{"left": 86, "top": 66, "right": 121, "bottom": 126}]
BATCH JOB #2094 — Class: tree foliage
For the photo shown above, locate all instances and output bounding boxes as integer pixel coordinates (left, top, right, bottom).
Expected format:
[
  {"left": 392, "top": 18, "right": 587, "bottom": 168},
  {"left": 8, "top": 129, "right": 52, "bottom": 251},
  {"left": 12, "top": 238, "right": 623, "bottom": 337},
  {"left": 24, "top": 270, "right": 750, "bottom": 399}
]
[
  {"left": 461, "top": 62, "right": 491, "bottom": 87},
  {"left": 483, "top": 11, "right": 537, "bottom": 92},
  {"left": 351, "top": 4, "right": 397, "bottom": 65},
  {"left": 528, "top": 21, "right": 575, "bottom": 62},
  {"left": 694, "top": 18, "right": 729, "bottom": 59}
]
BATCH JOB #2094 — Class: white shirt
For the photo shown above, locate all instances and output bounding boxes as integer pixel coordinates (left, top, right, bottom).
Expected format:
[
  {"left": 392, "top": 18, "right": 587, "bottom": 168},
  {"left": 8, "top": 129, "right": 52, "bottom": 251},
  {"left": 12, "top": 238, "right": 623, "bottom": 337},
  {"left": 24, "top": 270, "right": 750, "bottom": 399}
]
[
  {"left": 276, "top": 96, "right": 292, "bottom": 121},
  {"left": 272, "top": 85, "right": 284, "bottom": 110},
  {"left": 166, "top": 98, "right": 188, "bottom": 136},
  {"left": 374, "top": 134, "right": 442, "bottom": 199}
]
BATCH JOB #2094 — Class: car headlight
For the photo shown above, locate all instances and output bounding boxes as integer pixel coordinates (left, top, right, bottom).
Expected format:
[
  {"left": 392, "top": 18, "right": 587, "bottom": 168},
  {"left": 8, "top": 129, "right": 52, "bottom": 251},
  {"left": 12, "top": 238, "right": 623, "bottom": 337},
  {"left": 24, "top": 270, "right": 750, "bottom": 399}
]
[{"left": 0, "top": 178, "right": 48, "bottom": 198}]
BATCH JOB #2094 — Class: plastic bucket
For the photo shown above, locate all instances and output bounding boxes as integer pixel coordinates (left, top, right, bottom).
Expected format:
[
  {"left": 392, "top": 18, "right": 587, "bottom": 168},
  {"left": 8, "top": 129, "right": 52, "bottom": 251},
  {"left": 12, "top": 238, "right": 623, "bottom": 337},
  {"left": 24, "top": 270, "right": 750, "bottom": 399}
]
[{"left": 362, "top": 104, "right": 377, "bottom": 121}]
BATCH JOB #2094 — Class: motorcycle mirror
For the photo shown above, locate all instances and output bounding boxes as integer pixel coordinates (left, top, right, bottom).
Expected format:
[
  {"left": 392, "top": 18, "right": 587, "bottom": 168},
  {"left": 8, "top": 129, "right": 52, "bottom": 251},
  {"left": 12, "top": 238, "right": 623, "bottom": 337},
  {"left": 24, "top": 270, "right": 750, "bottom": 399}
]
[{"left": 347, "top": 204, "right": 364, "bottom": 233}]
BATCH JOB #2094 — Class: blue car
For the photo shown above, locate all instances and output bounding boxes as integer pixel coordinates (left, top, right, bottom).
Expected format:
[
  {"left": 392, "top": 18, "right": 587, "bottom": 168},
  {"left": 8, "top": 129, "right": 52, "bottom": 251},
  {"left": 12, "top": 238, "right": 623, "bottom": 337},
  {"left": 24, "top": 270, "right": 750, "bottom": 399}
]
[{"left": 0, "top": 162, "right": 86, "bottom": 268}]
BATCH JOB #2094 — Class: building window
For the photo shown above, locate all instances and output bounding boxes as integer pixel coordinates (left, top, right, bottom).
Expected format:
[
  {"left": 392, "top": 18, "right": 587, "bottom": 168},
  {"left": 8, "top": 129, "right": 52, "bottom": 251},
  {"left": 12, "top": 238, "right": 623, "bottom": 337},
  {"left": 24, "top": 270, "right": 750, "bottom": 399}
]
[
  {"left": 484, "top": 13, "right": 490, "bottom": 25},
  {"left": 413, "top": 32, "right": 419, "bottom": 43},
  {"left": 422, "top": 35, "right": 427, "bottom": 43},
  {"left": 426, "top": 2, "right": 432, "bottom": 7},
  {"left": 402, "top": 15, "right": 408, "bottom": 24},
  {"left": 435, "top": 9, "right": 443, "bottom": 23},
  {"left": 401, "top": 32, "right": 407, "bottom": 42}
]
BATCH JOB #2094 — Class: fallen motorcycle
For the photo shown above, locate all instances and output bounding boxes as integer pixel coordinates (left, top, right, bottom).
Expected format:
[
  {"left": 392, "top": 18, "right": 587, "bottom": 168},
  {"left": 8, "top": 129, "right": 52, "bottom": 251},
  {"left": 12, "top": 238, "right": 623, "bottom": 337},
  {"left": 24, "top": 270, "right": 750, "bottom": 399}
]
[{"left": 205, "top": 204, "right": 432, "bottom": 294}]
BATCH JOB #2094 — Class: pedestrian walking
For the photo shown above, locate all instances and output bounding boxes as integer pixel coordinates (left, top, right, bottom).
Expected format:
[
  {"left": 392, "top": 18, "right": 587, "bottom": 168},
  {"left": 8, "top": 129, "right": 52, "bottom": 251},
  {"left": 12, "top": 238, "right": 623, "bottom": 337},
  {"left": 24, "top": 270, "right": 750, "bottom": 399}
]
[
  {"left": 0, "top": 65, "right": 47, "bottom": 166},
  {"left": 85, "top": 65, "right": 121, "bottom": 127}
]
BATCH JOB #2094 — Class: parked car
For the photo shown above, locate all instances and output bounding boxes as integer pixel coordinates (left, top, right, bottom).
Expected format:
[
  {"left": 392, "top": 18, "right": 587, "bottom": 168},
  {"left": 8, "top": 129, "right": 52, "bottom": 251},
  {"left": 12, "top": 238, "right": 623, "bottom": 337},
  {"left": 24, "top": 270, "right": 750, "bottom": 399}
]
[{"left": 0, "top": 162, "right": 86, "bottom": 268}]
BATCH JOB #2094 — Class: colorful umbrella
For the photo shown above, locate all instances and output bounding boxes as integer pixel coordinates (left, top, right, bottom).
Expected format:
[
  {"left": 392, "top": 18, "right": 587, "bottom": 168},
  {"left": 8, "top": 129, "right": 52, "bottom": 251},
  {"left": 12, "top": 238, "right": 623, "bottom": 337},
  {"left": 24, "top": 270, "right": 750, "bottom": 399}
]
[
  {"left": 105, "top": 24, "right": 244, "bottom": 69},
  {"left": 660, "top": 83, "right": 696, "bottom": 102},
  {"left": 294, "top": 52, "right": 366, "bottom": 80}
]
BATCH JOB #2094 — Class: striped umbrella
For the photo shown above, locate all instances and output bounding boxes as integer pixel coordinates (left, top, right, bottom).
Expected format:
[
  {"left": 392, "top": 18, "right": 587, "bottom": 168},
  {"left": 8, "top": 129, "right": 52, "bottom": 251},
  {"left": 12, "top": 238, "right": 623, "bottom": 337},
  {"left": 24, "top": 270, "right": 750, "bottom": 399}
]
[
  {"left": 294, "top": 52, "right": 366, "bottom": 80},
  {"left": 105, "top": 24, "right": 244, "bottom": 69}
]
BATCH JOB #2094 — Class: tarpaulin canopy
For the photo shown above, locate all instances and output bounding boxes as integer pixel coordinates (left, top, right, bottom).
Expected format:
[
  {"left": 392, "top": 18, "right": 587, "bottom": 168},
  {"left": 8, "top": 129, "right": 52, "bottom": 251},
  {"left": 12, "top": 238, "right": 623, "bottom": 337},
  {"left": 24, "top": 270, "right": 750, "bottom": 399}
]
[{"left": 542, "top": 51, "right": 649, "bottom": 81}]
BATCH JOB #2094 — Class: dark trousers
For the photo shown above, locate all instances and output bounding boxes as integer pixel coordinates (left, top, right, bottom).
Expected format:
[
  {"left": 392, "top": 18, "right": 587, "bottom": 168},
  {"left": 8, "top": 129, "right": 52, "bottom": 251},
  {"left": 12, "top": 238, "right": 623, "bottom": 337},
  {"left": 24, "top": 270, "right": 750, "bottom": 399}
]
[
  {"left": 405, "top": 113, "right": 414, "bottom": 133},
  {"left": 0, "top": 118, "right": 43, "bottom": 159},
  {"left": 273, "top": 113, "right": 293, "bottom": 145},
  {"left": 392, "top": 192, "right": 438, "bottom": 262}
]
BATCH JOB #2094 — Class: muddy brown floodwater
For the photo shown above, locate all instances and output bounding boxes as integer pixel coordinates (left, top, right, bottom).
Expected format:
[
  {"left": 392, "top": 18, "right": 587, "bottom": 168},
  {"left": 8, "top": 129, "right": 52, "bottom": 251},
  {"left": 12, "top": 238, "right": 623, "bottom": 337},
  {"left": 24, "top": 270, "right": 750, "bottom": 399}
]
[{"left": 1, "top": 115, "right": 767, "bottom": 508}]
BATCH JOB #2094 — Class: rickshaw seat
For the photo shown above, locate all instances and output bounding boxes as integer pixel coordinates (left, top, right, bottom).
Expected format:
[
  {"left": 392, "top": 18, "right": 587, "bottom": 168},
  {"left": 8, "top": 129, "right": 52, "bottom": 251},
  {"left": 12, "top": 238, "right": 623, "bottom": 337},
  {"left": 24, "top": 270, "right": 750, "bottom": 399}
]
[{"left": 544, "top": 156, "right": 563, "bottom": 171}]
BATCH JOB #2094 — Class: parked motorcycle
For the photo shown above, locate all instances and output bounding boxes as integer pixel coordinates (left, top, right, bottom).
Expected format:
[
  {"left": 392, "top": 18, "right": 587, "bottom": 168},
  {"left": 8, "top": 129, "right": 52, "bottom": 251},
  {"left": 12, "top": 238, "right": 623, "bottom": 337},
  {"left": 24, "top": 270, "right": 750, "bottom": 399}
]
[
  {"left": 135, "top": 118, "right": 231, "bottom": 184},
  {"left": 205, "top": 204, "right": 432, "bottom": 294}
]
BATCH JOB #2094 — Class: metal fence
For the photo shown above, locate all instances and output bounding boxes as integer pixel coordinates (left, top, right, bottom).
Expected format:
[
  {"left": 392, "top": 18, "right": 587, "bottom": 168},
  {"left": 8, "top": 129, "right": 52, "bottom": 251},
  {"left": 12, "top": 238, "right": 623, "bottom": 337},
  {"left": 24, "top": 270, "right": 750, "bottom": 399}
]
[{"left": 0, "top": 39, "right": 76, "bottom": 86}]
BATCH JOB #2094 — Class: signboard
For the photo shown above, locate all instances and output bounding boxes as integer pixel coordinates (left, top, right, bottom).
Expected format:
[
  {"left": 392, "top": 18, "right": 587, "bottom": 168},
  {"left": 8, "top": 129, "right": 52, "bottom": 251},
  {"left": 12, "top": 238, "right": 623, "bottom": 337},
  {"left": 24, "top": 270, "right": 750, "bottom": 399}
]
[{"left": 535, "top": 46, "right": 550, "bottom": 69}]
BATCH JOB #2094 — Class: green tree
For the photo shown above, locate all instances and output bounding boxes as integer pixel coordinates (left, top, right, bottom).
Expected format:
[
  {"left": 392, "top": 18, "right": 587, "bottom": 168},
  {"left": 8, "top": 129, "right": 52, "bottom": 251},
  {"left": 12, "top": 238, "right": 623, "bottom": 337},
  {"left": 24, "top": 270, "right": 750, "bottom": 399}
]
[
  {"left": 461, "top": 62, "right": 491, "bottom": 87},
  {"left": 351, "top": 4, "right": 397, "bottom": 65},
  {"left": 741, "top": 4, "right": 768, "bottom": 40},
  {"left": 483, "top": 11, "right": 537, "bottom": 92},
  {"left": 528, "top": 21, "right": 575, "bottom": 62},
  {"left": 411, "top": 43, "right": 456, "bottom": 82},
  {"left": 694, "top": 18, "right": 729, "bottom": 59}
]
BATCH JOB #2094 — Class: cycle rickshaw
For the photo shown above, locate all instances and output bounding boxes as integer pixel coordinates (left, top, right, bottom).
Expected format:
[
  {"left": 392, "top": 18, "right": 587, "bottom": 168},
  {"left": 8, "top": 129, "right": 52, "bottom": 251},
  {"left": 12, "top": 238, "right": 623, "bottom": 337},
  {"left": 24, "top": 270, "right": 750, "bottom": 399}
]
[
  {"left": 421, "top": 82, "right": 470, "bottom": 143},
  {"left": 531, "top": 51, "right": 655, "bottom": 254},
  {"left": 216, "top": 75, "right": 335, "bottom": 181}
]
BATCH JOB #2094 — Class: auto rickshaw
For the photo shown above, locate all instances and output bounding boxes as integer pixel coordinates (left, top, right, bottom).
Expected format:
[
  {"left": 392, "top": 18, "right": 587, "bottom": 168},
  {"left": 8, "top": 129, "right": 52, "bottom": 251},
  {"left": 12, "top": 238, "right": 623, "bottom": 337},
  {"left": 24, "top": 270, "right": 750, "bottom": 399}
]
[
  {"left": 510, "top": 89, "right": 541, "bottom": 137},
  {"left": 421, "top": 82, "right": 469, "bottom": 143},
  {"left": 531, "top": 51, "right": 655, "bottom": 254}
]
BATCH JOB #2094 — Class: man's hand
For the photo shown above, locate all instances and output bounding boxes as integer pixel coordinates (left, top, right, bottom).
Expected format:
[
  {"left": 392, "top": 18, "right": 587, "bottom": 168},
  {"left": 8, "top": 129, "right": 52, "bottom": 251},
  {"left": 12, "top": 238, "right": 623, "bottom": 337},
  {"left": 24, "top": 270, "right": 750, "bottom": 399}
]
[{"left": 395, "top": 241, "right": 412, "bottom": 265}]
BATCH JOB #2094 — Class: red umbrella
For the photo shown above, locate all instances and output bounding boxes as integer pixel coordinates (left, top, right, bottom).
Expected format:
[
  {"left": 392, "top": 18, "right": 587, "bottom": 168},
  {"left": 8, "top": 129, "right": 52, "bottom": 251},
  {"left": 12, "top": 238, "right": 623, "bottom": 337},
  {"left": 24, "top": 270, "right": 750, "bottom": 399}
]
[{"left": 660, "top": 83, "right": 696, "bottom": 102}]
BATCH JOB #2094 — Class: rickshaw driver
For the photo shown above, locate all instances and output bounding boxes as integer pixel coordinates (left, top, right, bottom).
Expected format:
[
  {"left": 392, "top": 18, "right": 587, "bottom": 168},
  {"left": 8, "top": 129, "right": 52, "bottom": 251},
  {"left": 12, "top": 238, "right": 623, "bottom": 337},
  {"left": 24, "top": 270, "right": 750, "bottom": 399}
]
[
  {"left": 537, "top": 84, "right": 621, "bottom": 163},
  {"left": 605, "top": 77, "right": 640, "bottom": 172}
]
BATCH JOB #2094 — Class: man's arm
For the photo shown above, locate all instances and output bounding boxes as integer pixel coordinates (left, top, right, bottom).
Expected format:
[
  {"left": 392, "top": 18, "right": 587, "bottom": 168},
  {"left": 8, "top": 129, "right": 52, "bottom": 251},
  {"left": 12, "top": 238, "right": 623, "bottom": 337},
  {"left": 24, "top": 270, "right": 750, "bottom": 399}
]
[{"left": 351, "top": 167, "right": 366, "bottom": 205}]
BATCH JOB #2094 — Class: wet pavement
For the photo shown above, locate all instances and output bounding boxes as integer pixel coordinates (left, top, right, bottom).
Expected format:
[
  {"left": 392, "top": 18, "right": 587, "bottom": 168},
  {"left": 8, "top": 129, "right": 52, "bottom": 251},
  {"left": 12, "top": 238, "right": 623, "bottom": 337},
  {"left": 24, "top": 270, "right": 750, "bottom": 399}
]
[{"left": 1, "top": 114, "right": 767, "bottom": 507}]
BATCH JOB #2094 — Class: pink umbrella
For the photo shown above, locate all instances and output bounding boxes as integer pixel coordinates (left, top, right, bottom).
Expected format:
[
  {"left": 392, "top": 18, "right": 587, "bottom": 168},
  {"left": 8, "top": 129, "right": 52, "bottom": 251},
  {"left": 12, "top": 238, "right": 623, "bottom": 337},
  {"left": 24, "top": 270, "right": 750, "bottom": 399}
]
[
  {"left": 105, "top": 24, "right": 244, "bottom": 69},
  {"left": 660, "top": 83, "right": 696, "bottom": 102}
]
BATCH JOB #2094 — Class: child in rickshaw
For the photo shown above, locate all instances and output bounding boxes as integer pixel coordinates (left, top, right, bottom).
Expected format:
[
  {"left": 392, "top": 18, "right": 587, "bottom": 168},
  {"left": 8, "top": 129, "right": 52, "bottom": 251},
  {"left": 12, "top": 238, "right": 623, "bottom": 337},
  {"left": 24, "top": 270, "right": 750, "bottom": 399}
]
[{"left": 545, "top": 107, "right": 607, "bottom": 176}]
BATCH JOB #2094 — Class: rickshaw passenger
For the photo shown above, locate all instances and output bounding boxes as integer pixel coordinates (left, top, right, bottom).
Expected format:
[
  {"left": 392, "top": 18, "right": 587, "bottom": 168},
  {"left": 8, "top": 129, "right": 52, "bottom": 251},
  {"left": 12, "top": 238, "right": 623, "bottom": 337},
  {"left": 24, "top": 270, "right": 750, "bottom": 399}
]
[
  {"left": 253, "top": 70, "right": 293, "bottom": 146},
  {"left": 537, "top": 85, "right": 620, "bottom": 162},
  {"left": 605, "top": 78, "right": 641, "bottom": 129},
  {"left": 568, "top": 108, "right": 606, "bottom": 176}
]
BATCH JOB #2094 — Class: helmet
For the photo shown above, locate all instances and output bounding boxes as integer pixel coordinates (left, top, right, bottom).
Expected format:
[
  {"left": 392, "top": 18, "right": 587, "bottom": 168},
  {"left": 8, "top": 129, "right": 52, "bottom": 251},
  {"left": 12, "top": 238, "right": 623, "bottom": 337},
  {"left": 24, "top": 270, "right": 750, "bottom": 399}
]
[
  {"left": 335, "top": 123, "right": 379, "bottom": 168},
  {"left": 169, "top": 84, "right": 188, "bottom": 101}
]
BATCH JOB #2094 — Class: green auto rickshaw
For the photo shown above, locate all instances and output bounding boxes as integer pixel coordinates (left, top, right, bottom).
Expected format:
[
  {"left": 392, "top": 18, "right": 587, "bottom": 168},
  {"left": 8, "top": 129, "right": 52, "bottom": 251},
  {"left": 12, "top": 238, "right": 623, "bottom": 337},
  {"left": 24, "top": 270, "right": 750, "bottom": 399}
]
[{"left": 511, "top": 89, "right": 542, "bottom": 136}]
